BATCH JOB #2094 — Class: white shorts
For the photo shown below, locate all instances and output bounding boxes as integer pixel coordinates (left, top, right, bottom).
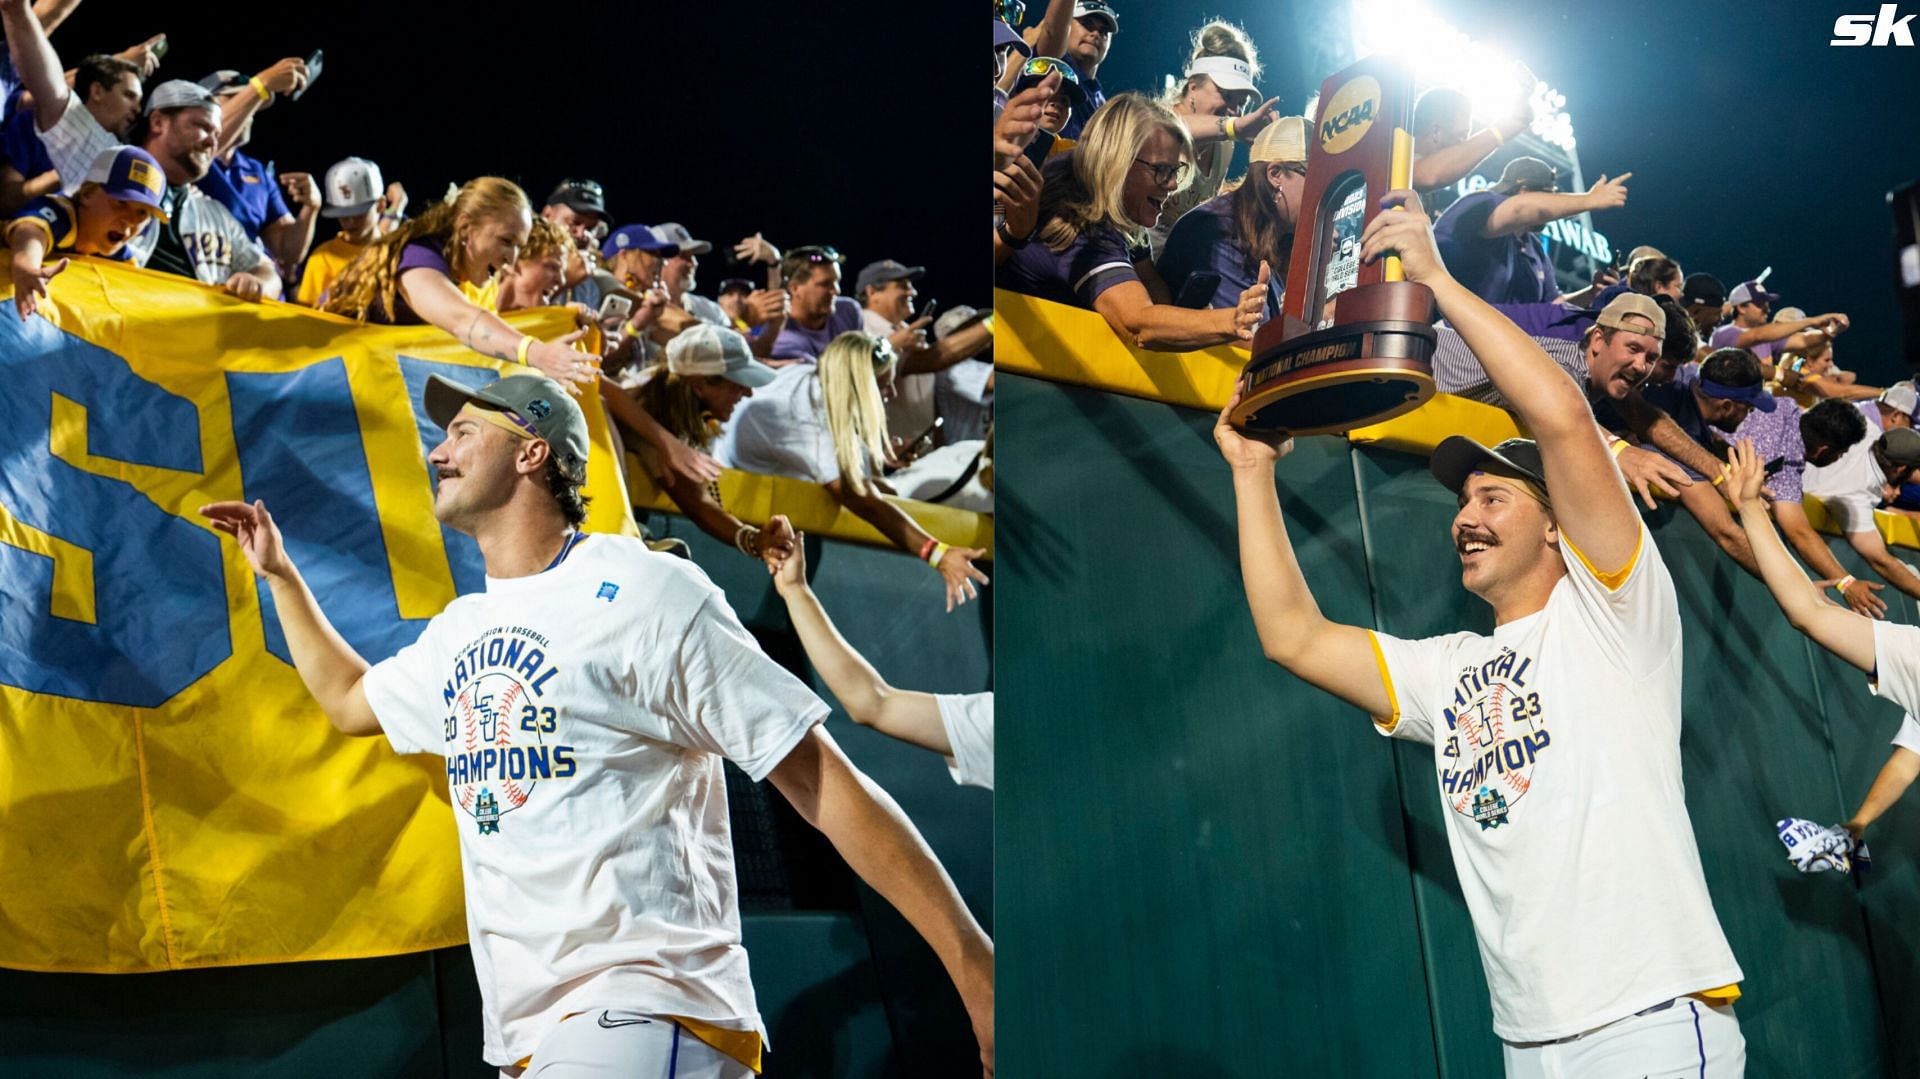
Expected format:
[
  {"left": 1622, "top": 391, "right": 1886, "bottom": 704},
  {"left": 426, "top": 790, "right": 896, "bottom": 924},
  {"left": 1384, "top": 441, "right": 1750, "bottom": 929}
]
[
  {"left": 1503, "top": 998, "right": 1745, "bottom": 1079},
  {"left": 502, "top": 1011, "right": 755, "bottom": 1079}
]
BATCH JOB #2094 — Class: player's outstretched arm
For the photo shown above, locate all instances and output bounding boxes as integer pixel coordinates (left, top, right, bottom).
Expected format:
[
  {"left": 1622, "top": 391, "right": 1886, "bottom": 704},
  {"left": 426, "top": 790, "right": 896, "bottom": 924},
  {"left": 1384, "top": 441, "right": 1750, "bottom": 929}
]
[
  {"left": 1726, "top": 441, "right": 1876, "bottom": 672},
  {"left": 1846, "top": 745, "right": 1920, "bottom": 838},
  {"left": 768, "top": 726, "right": 994, "bottom": 1077},
  {"left": 1360, "top": 189, "right": 1638, "bottom": 573},
  {"left": 768, "top": 533, "right": 953, "bottom": 755},
  {"left": 199, "top": 500, "right": 382, "bottom": 736},
  {"left": 1218, "top": 391, "right": 1393, "bottom": 720}
]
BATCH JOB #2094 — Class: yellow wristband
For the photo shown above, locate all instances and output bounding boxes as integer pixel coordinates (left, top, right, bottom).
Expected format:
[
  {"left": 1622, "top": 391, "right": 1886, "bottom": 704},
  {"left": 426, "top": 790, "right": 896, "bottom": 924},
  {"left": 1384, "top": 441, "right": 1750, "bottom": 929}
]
[
  {"left": 1223, "top": 117, "right": 1238, "bottom": 141},
  {"left": 1609, "top": 439, "right": 1629, "bottom": 457},
  {"left": 1834, "top": 575, "right": 1857, "bottom": 594},
  {"left": 1489, "top": 125, "right": 1505, "bottom": 146},
  {"left": 927, "top": 541, "right": 950, "bottom": 569},
  {"left": 249, "top": 75, "right": 272, "bottom": 103},
  {"left": 1711, "top": 469, "right": 1727, "bottom": 487},
  {"left": 515, "top": 335, "right": 533, "bottom": 365}
]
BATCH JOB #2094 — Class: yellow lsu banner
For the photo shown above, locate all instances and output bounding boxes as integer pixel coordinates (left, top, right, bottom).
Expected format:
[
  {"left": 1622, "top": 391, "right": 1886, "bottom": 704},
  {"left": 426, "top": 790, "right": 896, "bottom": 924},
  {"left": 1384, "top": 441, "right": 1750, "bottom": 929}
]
[{"left": 0, "top": 258, "right": 633, "bottom": 972}]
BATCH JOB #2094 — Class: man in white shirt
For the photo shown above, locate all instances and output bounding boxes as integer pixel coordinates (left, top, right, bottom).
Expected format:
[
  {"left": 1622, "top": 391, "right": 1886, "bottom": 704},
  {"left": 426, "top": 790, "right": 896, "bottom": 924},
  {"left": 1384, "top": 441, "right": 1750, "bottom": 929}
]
[
  {"left": 1804, "top": 424, "right": 1920, "bottom": 601},
  {"left": 1220, "top": 190, "right": 1744, "bottom": 1076},
  {"left": 199, "top": 372, "right": 992, "bottom": 1077},
  {"left": 0, "top": 2, "right": 141, "bottom": 199}
]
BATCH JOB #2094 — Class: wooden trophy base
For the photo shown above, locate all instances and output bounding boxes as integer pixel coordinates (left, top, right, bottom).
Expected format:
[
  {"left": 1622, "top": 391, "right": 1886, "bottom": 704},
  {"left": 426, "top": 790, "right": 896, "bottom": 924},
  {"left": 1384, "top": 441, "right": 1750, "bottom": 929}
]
[{"left": 1230, "top": 281, "right": 1438, "bottom": 437}]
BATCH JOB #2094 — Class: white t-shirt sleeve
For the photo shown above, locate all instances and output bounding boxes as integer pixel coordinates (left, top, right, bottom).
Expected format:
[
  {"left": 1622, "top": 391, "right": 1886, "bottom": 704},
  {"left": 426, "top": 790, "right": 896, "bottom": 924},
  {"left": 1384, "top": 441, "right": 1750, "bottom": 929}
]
[
  {"left": 938, "top": 692, "right": 994, "bottom": 790},
  {"left": 648, "top": 593, "right": 830, "bottom": 781},
  {"left": 1893, "top": 712, "right": 1920, "bottom": 754},
  {"left": 41, "top": 97, "right": 119, "bottom": 195},
  {"left": 361, "top": 616, "right": 451, "bottom": 756},
  {"left": 1558, "top": 521, "right": 1680, "bottom": 674},
  {"left": 1870, "top": 620, "right": 1920, "bottom": 718},
  {"left": 1367, "top": 630, "right": 1465, "bottom": 746},
  {"left": 218, "top": 204, "right": 265, "bottom": 274}
]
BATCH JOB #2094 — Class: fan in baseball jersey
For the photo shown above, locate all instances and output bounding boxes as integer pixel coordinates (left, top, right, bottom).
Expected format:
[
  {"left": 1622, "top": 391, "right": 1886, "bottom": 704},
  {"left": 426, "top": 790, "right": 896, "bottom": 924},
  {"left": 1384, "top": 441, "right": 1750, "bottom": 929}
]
[
  {"left": 1221, "top": 190, "right": 1744, "bottom": 1076},
  {"left": 200, "top": 372, "right": 994, "bottom": 1077}
]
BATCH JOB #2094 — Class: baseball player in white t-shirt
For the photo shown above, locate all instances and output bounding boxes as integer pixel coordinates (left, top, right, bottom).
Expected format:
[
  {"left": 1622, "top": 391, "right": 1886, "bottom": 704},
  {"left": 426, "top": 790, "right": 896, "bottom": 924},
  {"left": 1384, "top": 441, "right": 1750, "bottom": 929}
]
[
  {"left": 1728, "top": 440, "right": 1920, "bottom": 853},
  {"left": 200, "top": 373, "right": 993, "bottom": 1078},
  {"left": 1219, "top": 191, "right": 1745, "bottom": 1076},
  {"left": 769, "top": 533, "right": 993, "bottom": 790}
]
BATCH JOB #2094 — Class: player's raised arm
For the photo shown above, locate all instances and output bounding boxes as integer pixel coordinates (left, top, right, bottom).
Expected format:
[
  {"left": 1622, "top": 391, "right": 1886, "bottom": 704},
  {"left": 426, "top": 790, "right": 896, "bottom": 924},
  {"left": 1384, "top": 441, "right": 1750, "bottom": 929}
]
[
  {"left": 1217, "top": 391, "right": 1394, "bottom": 720},
  {"left": 1726, "top": 440, "right": 1877, "bottom": 672},
  {"left": 198, "top": 500, "right": 382, "bottom": 735},
  {"left": 1359, "top": 190, "right": 1638, "bottom": 573}
]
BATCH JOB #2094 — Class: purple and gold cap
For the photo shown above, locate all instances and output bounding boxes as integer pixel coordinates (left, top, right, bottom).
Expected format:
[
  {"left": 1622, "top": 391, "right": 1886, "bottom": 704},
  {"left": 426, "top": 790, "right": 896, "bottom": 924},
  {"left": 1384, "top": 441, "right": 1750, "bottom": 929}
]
[{"left": 84, "top": 146, "right": 168, "bottom": 221}]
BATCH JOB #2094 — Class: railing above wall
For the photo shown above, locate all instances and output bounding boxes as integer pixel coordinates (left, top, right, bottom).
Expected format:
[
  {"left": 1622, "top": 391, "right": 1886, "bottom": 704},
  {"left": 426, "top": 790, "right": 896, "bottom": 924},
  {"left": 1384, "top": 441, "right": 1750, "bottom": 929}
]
[{"left": 994, "top": 287, "right": 1920, "bottom": 552}]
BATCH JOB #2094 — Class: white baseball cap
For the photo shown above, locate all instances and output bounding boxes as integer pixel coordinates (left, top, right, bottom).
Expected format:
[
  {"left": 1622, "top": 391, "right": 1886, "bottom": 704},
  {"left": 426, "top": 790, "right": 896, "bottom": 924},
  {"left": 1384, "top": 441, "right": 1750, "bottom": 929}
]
[
  {"left": 666, "top": 324, "right": 776, "bottom": 388},
  {"left": 649, "top": 222, "right": 711, "bottom": 256},
  {"left": 322, "top": 157, "right": 384, "bottom": 219},
  {"left": 1882, "top": 380, "right": 1918, "bottom": 418},
  {"left": 1186, "top": 55, "right": 1256, "bottom": 95}
]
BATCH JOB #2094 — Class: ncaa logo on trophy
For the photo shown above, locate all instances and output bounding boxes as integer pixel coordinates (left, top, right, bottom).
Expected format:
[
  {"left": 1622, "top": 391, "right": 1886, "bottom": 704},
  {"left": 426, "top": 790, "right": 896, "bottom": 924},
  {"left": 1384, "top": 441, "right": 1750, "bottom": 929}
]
[{"left": 1229, "top": 58, "right": 1438, "bottom": 437}]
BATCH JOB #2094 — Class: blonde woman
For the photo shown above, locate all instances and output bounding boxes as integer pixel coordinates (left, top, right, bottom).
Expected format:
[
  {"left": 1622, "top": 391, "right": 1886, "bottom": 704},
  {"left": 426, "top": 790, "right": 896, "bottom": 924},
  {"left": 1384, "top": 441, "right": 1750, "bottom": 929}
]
[
  {"left": 1150, "top": 19, "right": 1281, "bottom": 250},
  {"left": 599, "top": 324, "right": 797, "bottom": 564},
  {"left": 995, "top": 92, "right": 1269, "bottom": 351},
  {"left": 497, "top": 216, "right": 574, "bottom": 312},
  {"left": 327, "top": 177, "right": 720, "bottom": 485},
  {"left": 719, "top": 332, "right": 989, "bottom": 611},
  {"left": 1157, "top": 116, "right": 1307, "bottom": 318}
]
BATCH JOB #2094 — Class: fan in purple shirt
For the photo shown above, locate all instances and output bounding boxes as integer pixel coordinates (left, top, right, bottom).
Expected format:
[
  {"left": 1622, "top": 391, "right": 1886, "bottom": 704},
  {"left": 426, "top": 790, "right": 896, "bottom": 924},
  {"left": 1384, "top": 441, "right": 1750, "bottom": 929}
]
[
  {"left": 770, "top": 245, "right": 863, "bottom": 362},
  {"left": 1431, "top": 156, "right": 1631, "bottom": 305},
  {"left": 1156, "top": 115, "right": 1305, "bottom": 322},
  {"left": 1709, "top": 277, "right": 1850, "bottom": 373}
]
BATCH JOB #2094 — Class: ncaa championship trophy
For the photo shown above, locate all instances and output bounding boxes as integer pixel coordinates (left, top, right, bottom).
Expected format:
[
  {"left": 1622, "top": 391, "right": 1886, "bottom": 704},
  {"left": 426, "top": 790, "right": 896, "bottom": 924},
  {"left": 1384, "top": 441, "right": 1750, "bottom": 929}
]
[{"left": 1229, "top": 58, "right": 1437, "bottom": 437}]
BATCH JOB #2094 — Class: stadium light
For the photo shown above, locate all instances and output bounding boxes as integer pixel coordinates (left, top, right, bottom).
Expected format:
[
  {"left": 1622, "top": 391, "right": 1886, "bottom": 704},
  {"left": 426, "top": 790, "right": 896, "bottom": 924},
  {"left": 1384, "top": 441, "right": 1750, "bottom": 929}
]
[{"left": 1348, "top": 0, "right": 1576, "bottom": 153}]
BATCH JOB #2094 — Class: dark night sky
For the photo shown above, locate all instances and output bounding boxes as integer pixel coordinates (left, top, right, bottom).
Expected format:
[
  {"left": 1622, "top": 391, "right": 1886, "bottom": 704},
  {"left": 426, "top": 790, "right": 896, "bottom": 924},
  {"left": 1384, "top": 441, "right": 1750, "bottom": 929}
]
[
  {"left": 40, "top": 2, "right": 982, "bottom": 312},
  {"left": 1080, "top": 0, "right": 1920, "bottom": 386}
]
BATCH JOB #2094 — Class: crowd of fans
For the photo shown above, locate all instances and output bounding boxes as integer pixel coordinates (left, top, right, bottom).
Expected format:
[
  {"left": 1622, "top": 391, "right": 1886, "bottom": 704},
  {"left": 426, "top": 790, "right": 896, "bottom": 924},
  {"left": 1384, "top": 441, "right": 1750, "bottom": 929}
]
[
  {"left": 991, "top": 1, "right": 1920, "bottom": 840},
  {"left": 0, "top": 0, "right": 996, "bottom": 615}
]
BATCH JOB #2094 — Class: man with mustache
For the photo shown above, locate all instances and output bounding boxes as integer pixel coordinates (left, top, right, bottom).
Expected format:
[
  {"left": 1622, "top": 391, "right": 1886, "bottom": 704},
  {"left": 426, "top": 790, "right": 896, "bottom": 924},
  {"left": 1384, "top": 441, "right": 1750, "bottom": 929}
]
[{"left": 1218, "top": 190, "right": 1746, "bottom": 1076}]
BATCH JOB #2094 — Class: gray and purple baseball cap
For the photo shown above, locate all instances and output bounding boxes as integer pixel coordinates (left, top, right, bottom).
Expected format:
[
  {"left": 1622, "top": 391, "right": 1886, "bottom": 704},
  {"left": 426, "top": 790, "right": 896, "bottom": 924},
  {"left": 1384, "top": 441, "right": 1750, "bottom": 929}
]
[
  {"left": 994, "top": 18, "right": 1032, "bottom": 57},
  {"left": 855, "top": 259, "right": 925, "bottom": 295},
  {"left": 1728, "top": 279, "right": 1780, "bottom": 307}
]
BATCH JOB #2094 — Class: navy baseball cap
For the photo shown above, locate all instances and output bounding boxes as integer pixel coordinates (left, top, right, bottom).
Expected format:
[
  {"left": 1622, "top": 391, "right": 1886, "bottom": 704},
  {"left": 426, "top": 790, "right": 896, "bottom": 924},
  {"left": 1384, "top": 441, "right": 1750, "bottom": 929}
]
[
  {"left": 717, "top": 277, "right": 755, "bottom": 296},
  {"left": 601, "top": 224, "right": 678, "bottom": 261},
  {"left": 1013, "top": 56, "right": 1089, "bottom": 109},
  {"left": 1728, "top": 279, "right": 1780, "bottom": 307},
  {"left": 1495, "top": 156, "right": 1558, "bottom": 194},
  {"left": 547, "top": 178, "right": 608, "bottom": 221},
  {"left": 84, "top": 146, "right": 168, "bottom": 221},
  {"left": 1699, "top": 377, "right": 1778, "bottom": 412},
  {"left": 1681, "top": 273, "right": 1725, "bottom": 308},
  {"left": 1431, "top": 437, "right": 1548, "bottom": 496}
]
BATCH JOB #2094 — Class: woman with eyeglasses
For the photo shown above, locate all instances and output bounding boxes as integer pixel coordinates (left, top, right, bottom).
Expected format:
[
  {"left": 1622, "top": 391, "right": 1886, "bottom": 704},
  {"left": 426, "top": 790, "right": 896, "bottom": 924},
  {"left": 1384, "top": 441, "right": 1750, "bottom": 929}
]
[
  {"left": 995, "top": 92, "right": 1269, "bottom": 352},
  {"left": 719, "top": 332, "right": 990, "bottom": 612},
  {"left": 1150, "top": 19, "right": 1282, "bottom": 253},
  {"left": 1156, "top": 116, "right": 1308, "bottom": 322}
]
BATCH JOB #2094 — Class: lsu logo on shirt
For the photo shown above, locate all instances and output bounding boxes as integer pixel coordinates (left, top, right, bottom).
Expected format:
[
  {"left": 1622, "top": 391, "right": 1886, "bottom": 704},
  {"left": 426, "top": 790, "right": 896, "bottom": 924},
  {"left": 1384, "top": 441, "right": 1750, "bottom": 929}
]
[
  {"left": 1437, "top": 647, "right": 1552, "bottom": 830},
  {"left": 440, "top": 625, "right": 577, "bottom": 834}
]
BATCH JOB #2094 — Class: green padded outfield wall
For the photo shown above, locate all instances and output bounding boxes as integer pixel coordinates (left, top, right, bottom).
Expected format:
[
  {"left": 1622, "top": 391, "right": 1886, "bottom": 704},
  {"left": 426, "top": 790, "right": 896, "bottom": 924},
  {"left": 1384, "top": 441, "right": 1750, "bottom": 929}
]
[
  {"left": 1000, "top": 372, "right": 1916, "bottom": 1078},
  {"left": 0, "top": 528, "right": 991, "bottom": 1079}
]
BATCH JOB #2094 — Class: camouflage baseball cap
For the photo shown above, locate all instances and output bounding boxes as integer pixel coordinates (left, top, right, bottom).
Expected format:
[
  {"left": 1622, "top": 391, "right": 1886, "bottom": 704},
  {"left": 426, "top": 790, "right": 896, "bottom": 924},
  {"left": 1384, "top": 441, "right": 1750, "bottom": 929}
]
[{"left": 425, "top": 373, "right": 589, "bottom": 483}]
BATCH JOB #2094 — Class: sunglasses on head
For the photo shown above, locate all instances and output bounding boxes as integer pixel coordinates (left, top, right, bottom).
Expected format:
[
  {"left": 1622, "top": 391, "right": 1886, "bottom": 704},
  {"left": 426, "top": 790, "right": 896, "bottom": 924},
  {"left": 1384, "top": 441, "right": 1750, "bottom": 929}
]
[
  {"left": 792, "top": 245, "right": 842, "bottom": 264},
  {"left": 996, "top": 0, "right": 1026, "bottom": 25}
]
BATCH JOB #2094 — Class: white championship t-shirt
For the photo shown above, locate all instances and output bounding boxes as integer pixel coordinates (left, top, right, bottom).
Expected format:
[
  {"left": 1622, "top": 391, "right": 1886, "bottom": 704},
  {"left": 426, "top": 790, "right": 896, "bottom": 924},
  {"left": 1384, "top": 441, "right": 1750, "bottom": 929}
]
[
  {"left": 361, "top": 534, "right": 829, "bottom": 1066},
  {"left": 717, "top": 364, "right": 845, "bottom": 484},
  {"left": 938, "top": 692, "right": 993, "bottom": 790},
  {"left": 1369, "top": 523, "right": 1742, "bottom": 1043}
]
